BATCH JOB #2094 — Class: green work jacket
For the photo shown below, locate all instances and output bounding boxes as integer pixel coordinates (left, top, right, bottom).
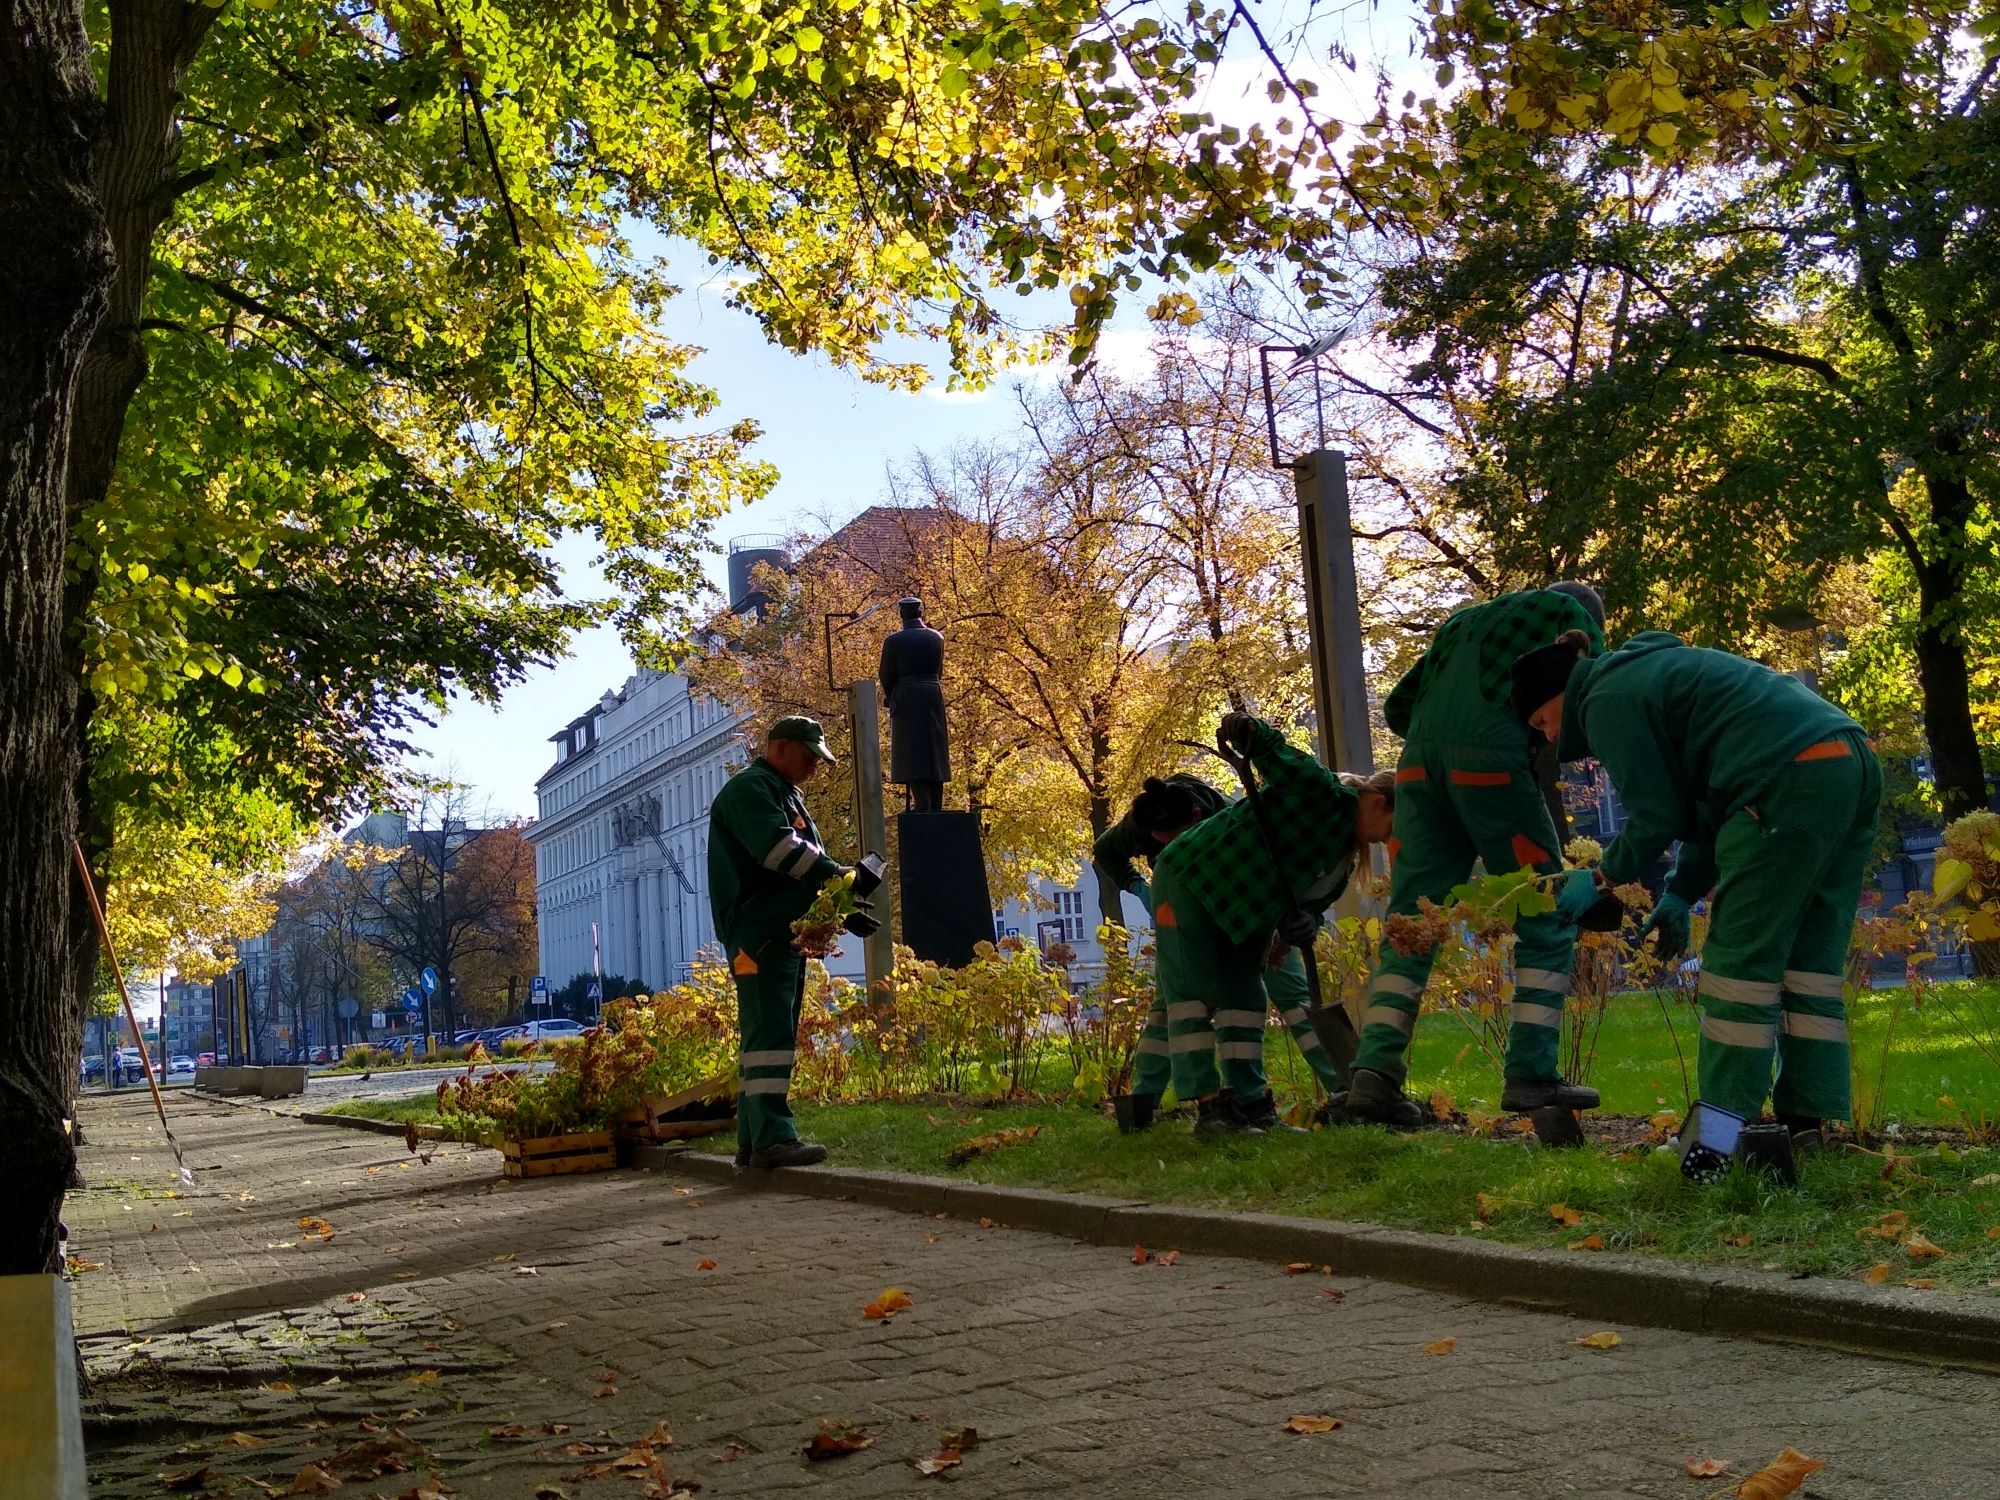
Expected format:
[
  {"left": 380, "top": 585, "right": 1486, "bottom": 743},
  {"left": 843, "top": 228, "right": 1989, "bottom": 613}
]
[
  {"left": 1556, "top": 632, "right": 1864, "bottom": 896},
  {"left": 706, "top": 759, "right": 843, "bottom": 950},
  {"left": 1384, "top": 588, "right": 1605, "bottom": 751},
  {"left": 1157, "top": 719, "right": 1359, "bottom": 944}
]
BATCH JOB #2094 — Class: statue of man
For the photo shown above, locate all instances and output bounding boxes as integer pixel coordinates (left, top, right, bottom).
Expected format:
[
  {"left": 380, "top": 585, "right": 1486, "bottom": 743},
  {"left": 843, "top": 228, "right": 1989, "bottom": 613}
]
[{"left": 878, "top": 597, "right": 949, "bottom": 812}]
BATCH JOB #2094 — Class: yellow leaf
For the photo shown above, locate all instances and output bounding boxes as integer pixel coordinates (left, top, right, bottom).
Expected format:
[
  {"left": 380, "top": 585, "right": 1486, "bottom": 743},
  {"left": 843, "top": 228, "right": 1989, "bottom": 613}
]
[
  {"left": 862, "top": 1287, "right": 913, "bottom": 1320},
  {"left": 1424, "top": 1337, "right": 1457, "bottom": 1355},
  {"left": 1933, "top": 857, "right": 1974, "bottom": 903},
  {"left": 1864, "top": 1262, "right": 1892, "bottom": 1284},
  {"left": 1729, "top": 1446, "right": 1825, "bottom": 1499},
  {"left": 1575, "top": 1331, "right": 1622, "bottom": 1350},
  {"left": 1548, "top": 1203, "right": 1583, "bottom": 1227},
  {"left": 1282, "top": 1414, "right": 1340, "bottom": 1434},
  {"left": 1569, "top": 1234, "right": 1606, "bottom": 1253},
  {"left": 1646, "top": 120, "right": 1680, "bottom": 149},
  {"left": 1556, "top": 93, "right": 1595, "bottom": 122},
  {"left": 221, "top": 1431, "right": 266, "bottom": 1447},
  {"left": 406, "top": 1369, "right": 439, "bottom": 1383},
  {"left": 1652, "top": 85, "right": 1687, "bottom": 113},
  {"left": 1686, "top": 1456, "right": 1731, "bottom": 1477},
  {"left": 1475, "top": 1192, "right": 1503, "bottom": 1221},
  {"left": 1904, "top": 1232, "right": 1947, "bottom": 1260}
]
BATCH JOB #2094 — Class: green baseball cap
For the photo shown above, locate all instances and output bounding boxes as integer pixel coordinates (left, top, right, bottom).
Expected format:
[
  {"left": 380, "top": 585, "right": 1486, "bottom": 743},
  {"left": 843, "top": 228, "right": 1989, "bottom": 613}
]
[{"left": 769, "top": 714, "right": 836, "bottom": 764}]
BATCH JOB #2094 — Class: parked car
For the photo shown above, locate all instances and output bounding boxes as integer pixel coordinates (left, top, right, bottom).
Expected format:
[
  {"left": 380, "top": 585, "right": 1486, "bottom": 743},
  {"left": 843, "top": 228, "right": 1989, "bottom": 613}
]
[
  {"left": 197, "top": 1051, "right": 215, "bottom": 1066},
  {"left": 79, "top": 1056, "right": 106, "bottom": 1083},
  {"left": 509, "top": 1019, "right": 587, "bottom": 1044},
  {"left": 168, "top": 1055, "right": 196, "bottom": 1074}
]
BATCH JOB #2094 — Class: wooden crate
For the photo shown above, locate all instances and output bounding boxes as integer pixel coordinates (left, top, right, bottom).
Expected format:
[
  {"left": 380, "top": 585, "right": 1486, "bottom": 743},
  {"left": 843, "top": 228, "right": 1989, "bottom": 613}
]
[
  {"left": 502, "top": 1129, "right": 617, "bottom": 1178},
  {"left": 615, "top": 1074, "right": 737, "bottom": 1144}
]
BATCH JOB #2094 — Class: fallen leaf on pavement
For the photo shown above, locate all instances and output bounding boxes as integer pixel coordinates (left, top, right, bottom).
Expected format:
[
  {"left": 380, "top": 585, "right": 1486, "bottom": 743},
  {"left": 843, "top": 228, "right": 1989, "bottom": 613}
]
[
  {"left": 1132, "top": 1244, "right": 1149, "bottom": 1264},
  {"left": 284, "top": 1463, "right": 342, "bottom": 1494},
  {"left": 345, "top": 1292, "right": 367, "bottom": 1304},
  {"left": 595, "top": 1384, "right": 618, "bottom": 1399},
  {"left": 328, "top": 1433, "right": 425, "bottom": 1478},
  {"left": 1684, "top": 1456, "right": 1731, "bottom": 1477},
  {"left": 1424, "top": 1338, "right": 1457, "bottom": 1356},
  {"left": 803, "top": 1419, "right": 874, "bottom": 1460},
  {"left": 1156, "top": 1250, "right": 1181, "bottom": 1267},
  {"left": 561, "top": 1441, "right": 615, "bottom": 1458},
  {"left": 863, "top": 1287, "right": 914, "bottom": 1320},
  {"left": 923, "top": 1234, "right": 941, "bottom": 1244},
  {"left": 914, "top": 1450, "right": 964, "bottom": 1477},
  {"left": 711, "top": 1442, "right": 747, "bottom": 1463},
  {"left": 1729, "top": 1447, "right": 1824, "bottom": 1499},
  {"left": 159, "top": 1467, "right": 213, "bottom": 1491},
  {"left": 976, "top": 1217, "right": 1000, "bottom": 1229},
  {"left": 1318, "top": 1288, "right": 1345, "bottom": 1301},
  {"left": 1865, "top": 1263, "right": 1893, "bottom": 1285},
  {"left": 492, "top": 1253, "right": 516, "bottom": 1263},
  {"left": 1904, "top": 1232, "right": 1947, "bottom": 1260},
  {"left": 298, "top": 1217, "right": 334, "bottom": 1241},
  {"left": 1568, "top": 1235, "right": 1606, "bottom": 1253},
  {"left": 938, "top": 1427, "right": 978, "bottom": 1451},
  {"left": 514, "top": 1265, "right": 539, "bottom": 1276},
  {"left": 488, "top": 1424, "right": 528, "bottom": 1440},
  {"left": 1282, "top": 1415, "right": 1340, "bottom": 1434},
  {"left": 263, "top": 1381, "right": 295, "bottom": 1393},
  {"left": 945, "top": 1125, "right": 1039, "bottom": 1166},
  {"left": 1905, "top": 1277, "right": 1938, "bottom": 1289},
  {"left": 1575, "top": 1331, "right": 1622, "bottom": 1350},
  {"left": 643, "top": 1421, "right": 675, "bottom": 1447},
  {"left": 221, "top": 1431, "right": 267, "bottom": 1447},
  {"left": 300, "top": 1419, "right": 331, "bottom": 1432},
  {"left": 384, "top": 1245, "right": 406, "bottom": 1254},
  {"left": 1282, "top": 1262, "right": 1313, "bottom": 1275},
  {"left": 66, "top": 1256, "right": 105, "bottom": 1274},
  {"left": 695, "top": 1259, "right": 717, "bottom": 1271},
  {"left": 406, "top": 1371, "right": 439, "bottom": 1384},
  {"left": 1548, "top": 1203, "right": 1583, "bottom": 1227}
]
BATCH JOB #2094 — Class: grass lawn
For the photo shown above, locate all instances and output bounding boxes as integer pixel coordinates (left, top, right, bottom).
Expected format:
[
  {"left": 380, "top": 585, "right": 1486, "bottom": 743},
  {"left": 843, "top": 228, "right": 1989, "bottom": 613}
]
[{"left": 317, "top": 979, "right": 2000, "bottom": 1291}]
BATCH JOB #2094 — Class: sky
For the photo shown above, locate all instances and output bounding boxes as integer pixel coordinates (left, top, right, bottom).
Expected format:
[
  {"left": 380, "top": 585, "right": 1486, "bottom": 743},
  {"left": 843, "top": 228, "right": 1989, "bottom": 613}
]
[{"left": 404, "top": 0, "right": 1428, "bottom": 821}]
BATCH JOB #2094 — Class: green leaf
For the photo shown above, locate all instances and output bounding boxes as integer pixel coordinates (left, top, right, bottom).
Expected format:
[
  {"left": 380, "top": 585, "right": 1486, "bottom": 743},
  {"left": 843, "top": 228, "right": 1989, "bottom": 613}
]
[{"left": 1934, "top": 858, "right": 1975, "bottom": 904}]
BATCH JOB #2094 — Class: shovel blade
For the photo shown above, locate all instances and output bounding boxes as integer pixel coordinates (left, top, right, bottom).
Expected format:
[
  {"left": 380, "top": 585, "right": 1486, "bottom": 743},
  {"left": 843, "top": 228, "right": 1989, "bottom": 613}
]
[{"left": 1304, "top": 1005, "right": 1359, "bottom": 1088}]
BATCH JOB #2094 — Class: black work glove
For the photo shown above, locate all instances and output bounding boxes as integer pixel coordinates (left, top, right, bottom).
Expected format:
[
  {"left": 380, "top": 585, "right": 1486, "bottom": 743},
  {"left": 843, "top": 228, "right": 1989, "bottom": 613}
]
[
  {"left": 1276, "top": 909, "right": 1320, "bottom": 949},
  {"left": 842, "top": 911, "right": 881, "bottom": 938},
  {"left": 851, "top": 853, "right": 886, "bottom": 899},
  {"left": 1217, "top": 711, "right": 1259, "bottom": 757}
]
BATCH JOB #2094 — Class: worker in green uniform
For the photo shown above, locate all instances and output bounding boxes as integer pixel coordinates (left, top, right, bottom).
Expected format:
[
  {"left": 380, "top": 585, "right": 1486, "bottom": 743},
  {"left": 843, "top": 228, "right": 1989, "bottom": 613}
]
[
  {"left": 1150, "top": 714, "right": 1397, "bottom": 1138},
  {"left": 1094, "top": 774, "right": 1351, "bottom": 1128},
  {"left": 707, "top": 716, "right": 879, "bottom": 1169},
  {"left": 1511, "top": 631, "right": 1882, "bottom": 1152},
  {"left": 1345, "top": 585, "right": 1610, "bottom": 1129}
]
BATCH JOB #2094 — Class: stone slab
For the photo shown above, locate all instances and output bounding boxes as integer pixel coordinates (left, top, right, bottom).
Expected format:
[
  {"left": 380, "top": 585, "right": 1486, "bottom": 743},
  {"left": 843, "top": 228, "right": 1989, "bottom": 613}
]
[{"left": 0, "top": 1275, "right": 86, "bottom": 1500}]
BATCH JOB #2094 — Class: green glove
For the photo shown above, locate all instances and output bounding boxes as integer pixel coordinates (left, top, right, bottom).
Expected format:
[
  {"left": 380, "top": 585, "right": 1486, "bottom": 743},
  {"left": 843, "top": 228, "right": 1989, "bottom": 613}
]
[
  {"left": 1638, "top": 893, "right": 1692, "bottom": 961},
  {"left": 1554, "top": 867, "right": 1600, "bottom": 924}
]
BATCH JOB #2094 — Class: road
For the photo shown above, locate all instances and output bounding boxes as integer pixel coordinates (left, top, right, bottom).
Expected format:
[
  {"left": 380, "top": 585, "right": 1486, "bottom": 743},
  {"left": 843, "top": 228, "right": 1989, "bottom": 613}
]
[{"left": 65, "top": 1092, "right": 2000, "bottom": 1498}]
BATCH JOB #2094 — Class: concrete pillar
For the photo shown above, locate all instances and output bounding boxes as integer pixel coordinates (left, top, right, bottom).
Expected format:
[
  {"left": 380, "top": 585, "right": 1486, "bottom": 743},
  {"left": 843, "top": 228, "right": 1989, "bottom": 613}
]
[{"left": 847, "top": 679, "right": 894, "bottom": 997}]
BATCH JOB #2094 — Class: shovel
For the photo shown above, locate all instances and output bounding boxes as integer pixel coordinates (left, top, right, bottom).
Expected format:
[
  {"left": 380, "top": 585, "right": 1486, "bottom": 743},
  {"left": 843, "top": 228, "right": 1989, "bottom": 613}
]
[{"left": 1189, "top": 734, "right": 1361, "bottom": 1090}]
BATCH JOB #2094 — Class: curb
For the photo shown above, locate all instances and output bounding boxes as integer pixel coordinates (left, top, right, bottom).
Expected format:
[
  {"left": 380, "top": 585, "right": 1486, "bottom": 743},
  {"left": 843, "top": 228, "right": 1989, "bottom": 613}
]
[{"left": 634, "top": 1145, "right": 2000, "bottom": 1374}]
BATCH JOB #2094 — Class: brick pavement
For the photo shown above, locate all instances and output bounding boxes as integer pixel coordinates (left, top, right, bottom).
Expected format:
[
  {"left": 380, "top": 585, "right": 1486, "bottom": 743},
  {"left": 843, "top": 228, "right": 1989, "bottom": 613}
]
[{"left": 65, "top": 1093, "right": 2000, "bottom": 1499}]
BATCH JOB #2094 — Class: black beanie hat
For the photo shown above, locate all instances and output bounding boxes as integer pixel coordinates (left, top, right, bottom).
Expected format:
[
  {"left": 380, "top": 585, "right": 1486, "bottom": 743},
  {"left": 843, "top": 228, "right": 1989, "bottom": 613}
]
[
  {"left": 1510, "top": 636, "right": 1589, "bottom": 722},
  {"left": 1131, "top": 776, "right": 1202, "bottom": 834}
]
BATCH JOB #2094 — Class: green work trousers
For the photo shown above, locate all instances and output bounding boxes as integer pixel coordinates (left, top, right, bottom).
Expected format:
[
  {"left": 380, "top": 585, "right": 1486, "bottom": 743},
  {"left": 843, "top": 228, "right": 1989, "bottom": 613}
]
[
  {"left": 1693, "top": 731, "right": 1881, "bottom": 1121},
  {"left": 1351, "top": 743, "right": 1576, "bottom": 1087},
  {"left": 1149, "top": 862, "right": 1344, "bottom": 1103},
  {"left": 1131, "top": 947, "right": 1342, "bottom": 1100},
  {"left": 727, "top": 931, "right": 808, "bottom": 1153}
]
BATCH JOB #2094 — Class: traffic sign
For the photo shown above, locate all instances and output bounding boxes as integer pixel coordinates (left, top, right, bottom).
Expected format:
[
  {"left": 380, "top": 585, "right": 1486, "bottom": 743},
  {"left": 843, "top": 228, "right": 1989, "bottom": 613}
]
[
  {"left": 419, "top": 966, "right": 440, "bottom": 995},
  {"left": 586, "top": 979, "right": 603, "bottom": 1003},
  {"left": 336, "top": 998, "right": 360, "bottom": 1020},
  {"left": 401, "top": 986, "right": 423, "bottom": 1011},
  {"left": 530, "top": 975, "right": 550, "bottom": 1006},
  {"left": 371, "top": 1011, "right": 387, "bottom": 1029}
]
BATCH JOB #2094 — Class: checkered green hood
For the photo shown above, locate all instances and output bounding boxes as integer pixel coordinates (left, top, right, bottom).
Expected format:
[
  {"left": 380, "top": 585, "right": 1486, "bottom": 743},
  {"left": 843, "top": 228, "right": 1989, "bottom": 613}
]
[
  {"left": 1153, "top": 720, "right": 1359, "bottom": 945},
  {"left": 1383, "top": 589, "right": 1604, "bottom": 748}
]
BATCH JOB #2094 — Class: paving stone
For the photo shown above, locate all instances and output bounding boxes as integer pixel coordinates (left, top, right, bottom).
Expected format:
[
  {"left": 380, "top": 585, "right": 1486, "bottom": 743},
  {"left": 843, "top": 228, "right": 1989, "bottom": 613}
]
[{"left": 64, "top": 1093, "right": 2000, "bottom": 1499}]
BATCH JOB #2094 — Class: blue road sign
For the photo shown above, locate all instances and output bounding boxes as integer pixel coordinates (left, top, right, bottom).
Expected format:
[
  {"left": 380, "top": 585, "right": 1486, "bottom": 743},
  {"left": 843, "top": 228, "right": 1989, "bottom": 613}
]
[
  {"left": 530, "top": 975, "right": 549, "bottom": 998},
  {"left": 401, "top": 986, "right": 423, "bottom": 1011},
  {"left": 419, "top": 966, "right": 439, "bottom": 995},
  {"left": 586, "top": 979, "right": 603, "bottom": 1003}
]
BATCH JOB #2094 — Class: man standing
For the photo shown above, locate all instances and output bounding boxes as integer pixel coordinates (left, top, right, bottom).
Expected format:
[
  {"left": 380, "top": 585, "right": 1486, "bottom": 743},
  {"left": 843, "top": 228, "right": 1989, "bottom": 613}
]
[
  {"left": 1345, "top": 584, "right": 1608, "bottom": 1129},
  {"left": 1511, "top": 631, "right": 1882, "bottom": 1155},
  {"left": 707, "top": 716, "right": 878, "bottom": 1169}
]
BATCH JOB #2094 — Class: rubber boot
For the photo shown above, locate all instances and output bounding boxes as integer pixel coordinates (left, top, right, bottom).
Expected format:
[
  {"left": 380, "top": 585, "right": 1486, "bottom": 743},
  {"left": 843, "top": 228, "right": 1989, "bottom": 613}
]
[
  {"left": 1339, "top": 1068, "right": 1428, "bottom": 1131},
  {"left": 1500, "top": 1076, "right": 1600, "bottom": 1112},
  {"left": 1192, "top": 1093, "right": 1264, "bottom": 1140}
]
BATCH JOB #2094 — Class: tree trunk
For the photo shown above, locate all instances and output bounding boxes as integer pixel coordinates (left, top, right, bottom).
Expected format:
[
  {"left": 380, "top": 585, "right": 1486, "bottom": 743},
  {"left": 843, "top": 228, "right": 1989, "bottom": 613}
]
[
  {"left": 1911, "top": 472, "right": 1990, "bottom": 820},
  {"left": 0, "top": 0, "right": 114, "bottom": 1275}
]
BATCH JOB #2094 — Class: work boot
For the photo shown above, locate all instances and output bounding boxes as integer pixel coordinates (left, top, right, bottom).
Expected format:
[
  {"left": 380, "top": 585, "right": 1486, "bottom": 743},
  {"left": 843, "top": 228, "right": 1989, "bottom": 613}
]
[
  {"left": 1500, "top": 1076, "right": 1600, "bottom": 1113},
  {"left": 1192, "top": 1093, "right": 1264, "bottom": 1140},
  {"left": 1338, "top": 1069, "right": 1428, "bottom": 1131},
  {"left": 744, "top": 1140, "right": 829, "bottom": 1170},
  {"left": 1241, "top": 1090, "right": 1308, "bottom": 1134},
  {"left": 1779, "top": 1115, "right": 1827, "bottom": 1157}
]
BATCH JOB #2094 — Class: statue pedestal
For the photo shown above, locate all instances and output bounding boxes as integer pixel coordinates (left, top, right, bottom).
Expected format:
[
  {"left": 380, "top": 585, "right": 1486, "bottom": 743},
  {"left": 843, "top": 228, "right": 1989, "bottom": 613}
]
[{"left": 896, "top": 811, "right": 993, "bottom": 969}]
